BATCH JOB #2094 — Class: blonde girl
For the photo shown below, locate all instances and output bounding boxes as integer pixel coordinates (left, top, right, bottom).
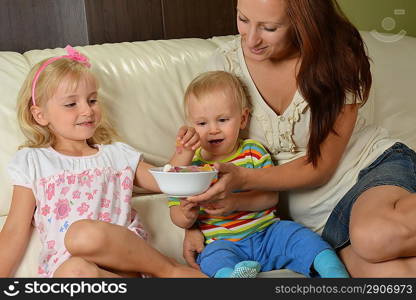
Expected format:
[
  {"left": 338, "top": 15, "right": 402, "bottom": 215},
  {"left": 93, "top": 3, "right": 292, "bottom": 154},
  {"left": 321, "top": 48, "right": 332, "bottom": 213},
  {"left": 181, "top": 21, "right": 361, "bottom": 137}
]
[{"left": 0, "top": 46, "right": 205, "bottom": 278}]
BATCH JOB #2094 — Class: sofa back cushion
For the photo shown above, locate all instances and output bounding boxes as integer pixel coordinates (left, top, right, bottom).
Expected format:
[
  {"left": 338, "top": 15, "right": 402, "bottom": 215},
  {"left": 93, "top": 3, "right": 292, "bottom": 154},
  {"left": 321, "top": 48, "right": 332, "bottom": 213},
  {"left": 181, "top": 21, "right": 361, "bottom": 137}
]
[{"left": 0, "top": 32, "right": 415, "bottom": 219}]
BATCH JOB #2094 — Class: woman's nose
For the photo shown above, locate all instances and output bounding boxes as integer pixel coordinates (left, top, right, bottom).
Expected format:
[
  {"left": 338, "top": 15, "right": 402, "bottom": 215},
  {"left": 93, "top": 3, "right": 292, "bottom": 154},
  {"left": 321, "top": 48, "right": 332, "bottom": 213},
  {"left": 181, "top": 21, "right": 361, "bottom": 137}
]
[{"left": 246, "top": 26, "right": 262, "bottom": 48}]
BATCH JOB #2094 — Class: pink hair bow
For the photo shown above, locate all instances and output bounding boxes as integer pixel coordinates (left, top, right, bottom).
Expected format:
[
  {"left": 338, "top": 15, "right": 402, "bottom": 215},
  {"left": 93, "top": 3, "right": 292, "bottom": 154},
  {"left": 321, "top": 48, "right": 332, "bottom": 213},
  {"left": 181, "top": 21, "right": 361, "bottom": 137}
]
[
  {"left": 64, "top": 45, "right": 91, "bottom": 68},
  {"left": 31, "top": 45, "right": 91, "bottom": 106}
]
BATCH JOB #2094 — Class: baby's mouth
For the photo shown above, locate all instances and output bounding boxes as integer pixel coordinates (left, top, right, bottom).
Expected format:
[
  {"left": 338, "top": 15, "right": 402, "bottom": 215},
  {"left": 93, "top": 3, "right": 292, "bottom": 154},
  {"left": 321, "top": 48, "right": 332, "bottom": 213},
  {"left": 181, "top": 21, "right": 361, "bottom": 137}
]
[{"left": 208, "top": 139, "right": 224, "bottom": 145}]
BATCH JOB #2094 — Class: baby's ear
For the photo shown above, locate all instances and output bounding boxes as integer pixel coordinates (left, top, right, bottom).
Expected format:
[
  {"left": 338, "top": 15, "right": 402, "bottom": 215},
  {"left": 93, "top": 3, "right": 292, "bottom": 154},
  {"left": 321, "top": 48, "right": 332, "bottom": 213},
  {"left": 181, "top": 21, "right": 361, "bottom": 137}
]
[
  {"left": 30, "top": 105, "right": 49, "bottom": 126},
  {"left": 240, "top": 107, "right": 250, "bottom": 129}
]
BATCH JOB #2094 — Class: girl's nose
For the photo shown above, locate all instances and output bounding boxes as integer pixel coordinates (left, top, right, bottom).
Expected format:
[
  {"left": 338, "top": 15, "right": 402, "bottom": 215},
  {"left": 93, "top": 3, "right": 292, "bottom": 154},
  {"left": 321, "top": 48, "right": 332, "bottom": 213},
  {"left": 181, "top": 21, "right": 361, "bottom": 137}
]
[{"left": 80, "top": 102, "right": 93, "bottom": 116}]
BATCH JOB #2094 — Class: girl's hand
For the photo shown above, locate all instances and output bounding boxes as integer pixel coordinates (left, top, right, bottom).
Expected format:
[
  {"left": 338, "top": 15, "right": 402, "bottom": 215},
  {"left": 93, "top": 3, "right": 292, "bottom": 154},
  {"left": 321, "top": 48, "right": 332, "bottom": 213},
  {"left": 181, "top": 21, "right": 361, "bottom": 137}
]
[
  {"left": 176, "top": 126, "right": 200, "bottom": 153},
  {"left": 187, "top": 162, "right": 245, "bottom": 203},
  {"left": 183, "top": 228, "right": 205, "bottom": 269},
  {"left": 179, "top": 199, "right": 200, "bottom": 221}
]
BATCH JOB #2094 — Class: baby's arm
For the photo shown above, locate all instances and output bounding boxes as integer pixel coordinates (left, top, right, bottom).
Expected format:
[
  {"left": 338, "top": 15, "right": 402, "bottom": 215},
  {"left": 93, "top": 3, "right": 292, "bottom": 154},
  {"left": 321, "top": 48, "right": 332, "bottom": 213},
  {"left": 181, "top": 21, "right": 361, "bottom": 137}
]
[
  {"left": 0, "top": 186, "right": 35, "bottom": 277},
  {"left": 169, "top": 126, "right": 200, "bottom": 167},
  {"left": 134, "top": 125, "right": 200, "bottom": 192},
  {"left": 169, "top": 200, "right": 200, "bottom": 229}
]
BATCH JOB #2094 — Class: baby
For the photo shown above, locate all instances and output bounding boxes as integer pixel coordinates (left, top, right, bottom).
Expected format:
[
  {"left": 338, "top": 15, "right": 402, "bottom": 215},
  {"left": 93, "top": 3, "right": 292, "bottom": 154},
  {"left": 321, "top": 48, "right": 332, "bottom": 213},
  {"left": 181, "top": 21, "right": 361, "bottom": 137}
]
[{"left": 168, "top": 71, "right": 349, "bottom": 278}]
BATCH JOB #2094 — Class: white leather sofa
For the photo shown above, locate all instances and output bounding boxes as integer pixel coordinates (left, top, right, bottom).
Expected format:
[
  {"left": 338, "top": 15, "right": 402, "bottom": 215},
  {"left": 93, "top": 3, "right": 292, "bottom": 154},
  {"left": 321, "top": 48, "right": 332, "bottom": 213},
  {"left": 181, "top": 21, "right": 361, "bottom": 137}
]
[{"left": 0, "top": 32, "right": 415, "bottom": 277}]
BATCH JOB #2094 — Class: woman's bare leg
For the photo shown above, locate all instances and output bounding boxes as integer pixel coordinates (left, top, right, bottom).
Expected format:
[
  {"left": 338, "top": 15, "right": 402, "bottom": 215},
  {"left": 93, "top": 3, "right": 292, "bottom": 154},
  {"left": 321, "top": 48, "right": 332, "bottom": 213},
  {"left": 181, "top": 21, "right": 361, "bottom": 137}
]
[
  {"left": 64, "top": 219, "right": 207, "bottom": 278},
  {"left": 343, "top": 185, "right": 416, "bottom": 276},
  {"left": 339, "top": 246, "right": 416, "bottom": 277}
]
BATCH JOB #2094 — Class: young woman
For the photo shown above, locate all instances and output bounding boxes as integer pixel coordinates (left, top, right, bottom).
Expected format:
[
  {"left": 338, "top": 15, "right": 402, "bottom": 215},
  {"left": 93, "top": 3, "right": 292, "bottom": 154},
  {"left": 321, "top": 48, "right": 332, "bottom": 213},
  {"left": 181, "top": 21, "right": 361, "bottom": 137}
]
[{"left": 184, "top": 0, "right": 416, "bottom": 277}]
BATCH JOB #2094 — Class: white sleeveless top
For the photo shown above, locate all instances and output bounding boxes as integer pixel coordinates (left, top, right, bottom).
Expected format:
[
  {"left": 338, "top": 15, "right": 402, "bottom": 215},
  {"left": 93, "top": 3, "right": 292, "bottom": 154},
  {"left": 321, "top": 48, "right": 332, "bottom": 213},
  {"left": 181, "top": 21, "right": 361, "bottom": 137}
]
[{"left": 207, "top": 36, "right": 398, "bottom": 234}]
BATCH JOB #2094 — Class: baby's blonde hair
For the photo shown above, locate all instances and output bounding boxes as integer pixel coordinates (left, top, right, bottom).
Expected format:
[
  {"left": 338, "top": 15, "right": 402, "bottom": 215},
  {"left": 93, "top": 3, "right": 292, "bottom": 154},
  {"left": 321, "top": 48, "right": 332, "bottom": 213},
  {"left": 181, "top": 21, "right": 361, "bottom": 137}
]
[
  {"left": 184, "top": 71, "right": 250, "bottom": 119},
  {"left": 17, "top": 57, "right": 119, "bottom": 149}
]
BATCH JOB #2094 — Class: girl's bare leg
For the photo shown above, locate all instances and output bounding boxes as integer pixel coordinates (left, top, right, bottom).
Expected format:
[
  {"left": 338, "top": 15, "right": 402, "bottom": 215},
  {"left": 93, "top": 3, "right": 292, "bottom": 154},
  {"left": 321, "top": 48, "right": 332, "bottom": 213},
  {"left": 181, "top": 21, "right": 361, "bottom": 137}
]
[
  {"left": 64, "top": 219, "right": 207, "bottom": 278},
  {"left": 342, "top": 186, "right": 416, "bottom": 276},
  {"left": 53, "top": 256, "right": 123, "bottom": 278}
]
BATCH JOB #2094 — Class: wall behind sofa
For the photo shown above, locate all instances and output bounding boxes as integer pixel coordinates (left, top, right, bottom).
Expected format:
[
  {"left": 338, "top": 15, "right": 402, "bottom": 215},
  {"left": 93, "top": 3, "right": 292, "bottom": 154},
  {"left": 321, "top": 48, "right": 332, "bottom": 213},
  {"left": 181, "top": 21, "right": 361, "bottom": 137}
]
[
  {"left": 1, "top": 0, "right": 414, "bottom": 53},
  {"left": 339, "top": 0, "right": 416, "bottom": 38},
  {"left": 0, "top": 0, "right": 238, "bottom": 53}
]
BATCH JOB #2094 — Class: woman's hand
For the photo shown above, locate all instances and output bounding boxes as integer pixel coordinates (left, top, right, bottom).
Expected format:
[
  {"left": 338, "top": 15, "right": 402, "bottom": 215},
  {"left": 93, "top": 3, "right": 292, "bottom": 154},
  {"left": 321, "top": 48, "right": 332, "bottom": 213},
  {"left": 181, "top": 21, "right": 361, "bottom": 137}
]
[
  {"left": 188, "top": 162, "right": 246, "bottom": 204},
  {"left": 183, "top": 227, "right": 205, "bottom": 269},
  {"left": 200, "top": 195, "right": 237, "bottom": 216}
]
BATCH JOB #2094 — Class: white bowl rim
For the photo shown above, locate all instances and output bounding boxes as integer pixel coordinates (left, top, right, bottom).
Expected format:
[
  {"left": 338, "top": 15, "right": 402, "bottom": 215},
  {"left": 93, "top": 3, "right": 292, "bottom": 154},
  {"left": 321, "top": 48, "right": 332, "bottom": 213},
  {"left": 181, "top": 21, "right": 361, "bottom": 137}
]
[{"left": 149, "top": 167, "right": 217, "bottom": 174}]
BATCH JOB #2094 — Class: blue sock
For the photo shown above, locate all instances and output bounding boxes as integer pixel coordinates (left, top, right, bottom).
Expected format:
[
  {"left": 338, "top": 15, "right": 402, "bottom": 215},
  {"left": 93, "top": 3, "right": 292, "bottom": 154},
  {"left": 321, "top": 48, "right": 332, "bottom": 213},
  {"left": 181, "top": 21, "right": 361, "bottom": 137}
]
[
  {"left": 313, "top": 249, "right": 349, "bottom": 278},
  {"left": 214, "top": 261, "right": 261, "bottom": 278},
  {"left": 214, "top": 267, "right": 234, "bottom": 278}
]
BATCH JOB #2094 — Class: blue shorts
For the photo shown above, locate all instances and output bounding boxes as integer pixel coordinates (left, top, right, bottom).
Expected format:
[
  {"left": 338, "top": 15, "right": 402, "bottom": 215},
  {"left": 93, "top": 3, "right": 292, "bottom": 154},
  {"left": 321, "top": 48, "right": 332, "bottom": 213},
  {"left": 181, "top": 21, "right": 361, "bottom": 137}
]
[
  {"left": 322, "top": 142, "right": 416, "bottom": 249},
  {"left": 197, "top": 220, "right": 331, "bottom": 277}
]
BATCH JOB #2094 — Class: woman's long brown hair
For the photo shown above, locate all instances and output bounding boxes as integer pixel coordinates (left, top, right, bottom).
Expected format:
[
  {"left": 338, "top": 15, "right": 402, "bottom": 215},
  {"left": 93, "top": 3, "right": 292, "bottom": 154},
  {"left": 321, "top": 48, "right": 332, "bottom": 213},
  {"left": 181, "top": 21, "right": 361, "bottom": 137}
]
[{"left": 286, "top": 0, "right": 372, "bottom": 167}]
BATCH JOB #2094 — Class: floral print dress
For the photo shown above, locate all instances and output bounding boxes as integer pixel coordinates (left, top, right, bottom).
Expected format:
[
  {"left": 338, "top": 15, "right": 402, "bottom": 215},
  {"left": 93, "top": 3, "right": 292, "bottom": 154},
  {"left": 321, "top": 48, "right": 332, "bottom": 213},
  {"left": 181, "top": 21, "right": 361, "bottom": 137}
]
[{"left": 7, "top": 142, "right": 147, "bottom": 277}]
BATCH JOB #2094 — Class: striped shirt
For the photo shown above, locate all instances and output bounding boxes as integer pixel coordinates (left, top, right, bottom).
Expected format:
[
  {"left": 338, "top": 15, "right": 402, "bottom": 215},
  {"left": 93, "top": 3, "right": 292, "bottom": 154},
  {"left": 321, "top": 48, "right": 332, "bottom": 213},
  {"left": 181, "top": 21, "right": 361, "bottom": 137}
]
[{"left": 168, "top": 139, "right": 278, "bottom": 244}]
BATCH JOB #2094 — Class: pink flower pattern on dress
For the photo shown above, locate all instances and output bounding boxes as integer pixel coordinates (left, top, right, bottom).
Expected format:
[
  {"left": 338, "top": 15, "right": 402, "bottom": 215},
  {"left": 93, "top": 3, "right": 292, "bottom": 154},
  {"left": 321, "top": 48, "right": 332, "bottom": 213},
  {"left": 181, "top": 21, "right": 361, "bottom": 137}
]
[
  {"left": 98, "top": 212, "right": 111, "bottom": 222},
  {"left": 114, "top": 207, "right": 121, "bottom": 215},
  {"left": 85, "top": 189, "right": 97, "bottom": 200},
  {"left": 41, "top": 204, "right": 51, "bottom": 216},
  {"left": 78, "top": 171, "right": 94, "bottom": 187},
  {"left": 60, "top": 186, "right": 70, "bottom": 196},
  {"left": 100, "top": 198, "right": 110, "bottom": 208},
  {"left": 53, "top": 198, "right": 71, "bottom": 220},
  {"left": 46, "top": 183, "right": 55, "bottom": 200},
  {"left": 56, "top": 174, "right": 65, "bottom": 186},
  {"left": 67, "top": 174, "right": 76, "bottom": 184},
  {"left": 72, "top": 190, "right": 81, "bottom": 199},
  {"left": 77, "top": 202, "right": 89, "bottom": 216},
  {"left": 47, "top": 240, "right": 55, "bottom": 249},
  {"left": 122, "top": 177, "right": 132, "bottom": 190}
]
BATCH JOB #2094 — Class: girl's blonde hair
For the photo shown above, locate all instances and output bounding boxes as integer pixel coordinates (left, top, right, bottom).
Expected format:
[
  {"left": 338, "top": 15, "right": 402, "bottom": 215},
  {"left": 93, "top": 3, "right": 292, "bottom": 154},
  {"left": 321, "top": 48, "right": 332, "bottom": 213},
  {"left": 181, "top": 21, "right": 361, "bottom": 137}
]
[
  {"left": 17, "top": 57, "right": 119, "bottom": 149},
  {"left": 183, "top": 71, "right": 251, "bottom": 119}
]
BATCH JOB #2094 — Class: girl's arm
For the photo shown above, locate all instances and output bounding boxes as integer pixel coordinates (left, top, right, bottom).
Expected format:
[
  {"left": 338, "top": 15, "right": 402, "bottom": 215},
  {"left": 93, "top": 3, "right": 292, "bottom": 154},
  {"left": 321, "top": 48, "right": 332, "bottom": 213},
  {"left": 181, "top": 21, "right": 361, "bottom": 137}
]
[
  {"left": 0, "top": 186, "right": 36, "bottom": 277},
  {"left": 189, "top": 104, "right": 358, "bottom": 202}
]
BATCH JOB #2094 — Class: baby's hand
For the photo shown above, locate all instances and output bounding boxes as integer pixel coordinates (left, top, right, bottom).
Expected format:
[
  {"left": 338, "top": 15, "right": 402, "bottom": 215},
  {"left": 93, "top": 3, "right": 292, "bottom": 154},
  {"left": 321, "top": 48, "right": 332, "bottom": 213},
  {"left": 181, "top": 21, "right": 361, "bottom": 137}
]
[
  {"left": 180, "top": 199, "right": 200, "bottom": 221},
  {"left": 176, "top": 126, "right": 200, "bottom": 153}
]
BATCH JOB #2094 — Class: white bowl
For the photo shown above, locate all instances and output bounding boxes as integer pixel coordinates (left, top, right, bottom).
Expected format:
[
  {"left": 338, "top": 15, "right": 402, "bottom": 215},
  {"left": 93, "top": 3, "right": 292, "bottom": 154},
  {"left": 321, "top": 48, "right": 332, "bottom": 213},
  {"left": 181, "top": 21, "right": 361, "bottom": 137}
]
[{"left": 149, "top": 167, "right": 218, "bottom": 197}]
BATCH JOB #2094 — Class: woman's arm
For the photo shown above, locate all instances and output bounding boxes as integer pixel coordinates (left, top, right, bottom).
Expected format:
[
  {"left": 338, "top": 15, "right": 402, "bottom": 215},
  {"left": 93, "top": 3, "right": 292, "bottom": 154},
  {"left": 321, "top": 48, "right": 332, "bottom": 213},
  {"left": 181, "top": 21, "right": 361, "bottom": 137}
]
[
  {"left": 189, "top": 104, "right": 358, "bottom": 202},
  {"left": 202, "top": 190, "right": 279, "bottom": 216},
  {"left": 0, "top": 186, "right": 36, "bottom": 277}
]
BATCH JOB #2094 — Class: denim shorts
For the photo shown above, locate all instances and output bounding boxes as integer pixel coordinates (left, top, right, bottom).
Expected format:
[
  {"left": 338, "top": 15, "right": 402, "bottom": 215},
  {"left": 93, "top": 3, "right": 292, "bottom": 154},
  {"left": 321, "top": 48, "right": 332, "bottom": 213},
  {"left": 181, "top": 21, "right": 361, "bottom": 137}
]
[{"left": 322, "top": 142, "right": 416, "bottom": 250}]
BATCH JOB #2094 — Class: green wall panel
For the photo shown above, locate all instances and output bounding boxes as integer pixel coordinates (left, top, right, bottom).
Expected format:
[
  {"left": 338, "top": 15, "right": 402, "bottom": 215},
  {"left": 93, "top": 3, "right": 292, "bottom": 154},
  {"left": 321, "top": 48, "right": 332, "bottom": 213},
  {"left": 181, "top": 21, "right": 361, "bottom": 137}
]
[{"left": 338, "top": 0, "right": 416, "bottom": 37}]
